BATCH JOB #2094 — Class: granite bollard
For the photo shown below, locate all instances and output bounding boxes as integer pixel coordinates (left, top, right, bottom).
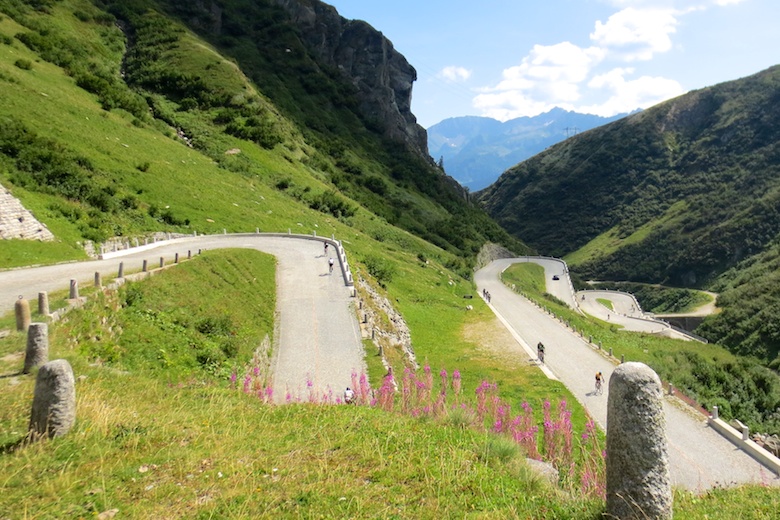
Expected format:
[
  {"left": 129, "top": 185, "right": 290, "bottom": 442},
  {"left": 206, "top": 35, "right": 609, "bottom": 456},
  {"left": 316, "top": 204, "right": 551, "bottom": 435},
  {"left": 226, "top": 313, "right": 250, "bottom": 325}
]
[
  {"left": 23, "top": 322, "right": 49, "bottom": 374},
  {"left": 29, "top": 359, "right": 76, "bottom": 439},
  {"left": 15, "top": 297, "right": 31, "bottom": 332},
  {"left": 38, "top": 291, "right": 49, "bottom": 316},
  {"left": 606, "top": 362, "right": 672, "bottom": 519}
]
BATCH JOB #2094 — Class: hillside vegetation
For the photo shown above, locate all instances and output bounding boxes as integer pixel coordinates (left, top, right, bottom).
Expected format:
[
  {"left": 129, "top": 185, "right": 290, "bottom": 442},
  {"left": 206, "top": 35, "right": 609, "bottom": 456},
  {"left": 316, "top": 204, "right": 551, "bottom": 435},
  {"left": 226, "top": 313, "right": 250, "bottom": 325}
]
[
  {"left": 0, "top": 0, "right": 526, "bottom": 272},
  {"left": 478, "top": 65, "right": 780, "bottom": 366}
]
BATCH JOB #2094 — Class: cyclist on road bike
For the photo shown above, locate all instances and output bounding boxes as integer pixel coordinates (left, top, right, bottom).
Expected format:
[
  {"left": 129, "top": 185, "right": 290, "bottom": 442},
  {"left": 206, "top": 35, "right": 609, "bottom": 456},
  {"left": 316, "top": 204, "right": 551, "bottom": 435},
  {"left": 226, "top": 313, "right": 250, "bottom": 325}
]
[{"left": 537, "top": 342, "right": 545, "bottom": 364}]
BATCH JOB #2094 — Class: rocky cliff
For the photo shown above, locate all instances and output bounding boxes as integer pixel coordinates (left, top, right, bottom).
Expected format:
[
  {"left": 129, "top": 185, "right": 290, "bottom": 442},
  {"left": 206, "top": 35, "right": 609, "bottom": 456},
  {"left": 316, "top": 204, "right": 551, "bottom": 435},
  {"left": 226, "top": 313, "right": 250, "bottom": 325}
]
[
  {"left": 177, "top": 0, "right": 428, "bottom": 158},
  {"left": 272, "top": 0, "right": 428, "bottom": 158}
]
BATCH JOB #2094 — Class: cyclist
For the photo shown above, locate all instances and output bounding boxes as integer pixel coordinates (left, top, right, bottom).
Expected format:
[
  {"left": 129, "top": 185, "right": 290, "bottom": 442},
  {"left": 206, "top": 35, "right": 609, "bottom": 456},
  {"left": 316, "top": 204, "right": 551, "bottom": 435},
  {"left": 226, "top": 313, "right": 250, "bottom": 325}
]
[
  {"left": 595, "top": 372, "right": 604, "bottom": 394},
  {"left": 537, "top": 342, "right": 545, "bottom": 364}
]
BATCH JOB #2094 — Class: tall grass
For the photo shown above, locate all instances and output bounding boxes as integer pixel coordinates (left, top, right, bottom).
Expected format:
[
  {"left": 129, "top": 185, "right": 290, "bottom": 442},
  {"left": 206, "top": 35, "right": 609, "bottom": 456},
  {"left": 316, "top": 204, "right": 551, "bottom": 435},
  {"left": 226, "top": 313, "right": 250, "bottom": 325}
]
[{"left": 232, "top": 354, "right": 607, "bottom": 500}]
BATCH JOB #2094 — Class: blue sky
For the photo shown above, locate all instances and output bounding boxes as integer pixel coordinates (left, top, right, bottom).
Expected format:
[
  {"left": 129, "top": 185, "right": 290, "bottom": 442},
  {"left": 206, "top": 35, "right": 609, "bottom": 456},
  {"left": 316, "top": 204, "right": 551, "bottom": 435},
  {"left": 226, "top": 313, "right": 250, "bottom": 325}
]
[{"left": 326, "top": 0, "right": 779, "bottom": 128}]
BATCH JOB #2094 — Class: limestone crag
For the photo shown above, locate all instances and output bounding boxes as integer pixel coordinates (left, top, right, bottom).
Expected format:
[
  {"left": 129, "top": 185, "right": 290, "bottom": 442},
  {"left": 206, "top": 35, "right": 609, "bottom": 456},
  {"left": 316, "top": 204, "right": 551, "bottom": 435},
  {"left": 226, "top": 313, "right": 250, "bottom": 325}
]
[
  {"left": 358, "top": 276, "right": 416, "bottom": 367},
  {"left": 0, "top": 183, "right": 54, "bottom": 241},
  {"left": 272, "top": 0, "right": 428, "bottom": 158},
  {"left": 475, "top": 242, "right": 517, "bottom": 271}
]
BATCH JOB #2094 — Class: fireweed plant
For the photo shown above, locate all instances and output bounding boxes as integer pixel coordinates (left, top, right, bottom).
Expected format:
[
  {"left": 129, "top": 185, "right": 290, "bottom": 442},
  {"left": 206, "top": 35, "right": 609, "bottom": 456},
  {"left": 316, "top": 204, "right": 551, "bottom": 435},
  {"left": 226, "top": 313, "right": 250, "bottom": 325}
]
[{"left": 231, "top": 363, "right": 606, "bottom": 497}]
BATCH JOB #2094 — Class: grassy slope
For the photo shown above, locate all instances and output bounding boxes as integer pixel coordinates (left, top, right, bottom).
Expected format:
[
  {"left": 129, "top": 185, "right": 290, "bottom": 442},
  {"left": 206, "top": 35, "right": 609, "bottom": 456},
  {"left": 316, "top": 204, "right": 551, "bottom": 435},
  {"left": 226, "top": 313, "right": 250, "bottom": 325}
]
[
  {"left": 2, "top": 251, "right": 776, "bottom": 518},
  {"left": 0, "top": 250, "right": 603, "bottom": 519}
]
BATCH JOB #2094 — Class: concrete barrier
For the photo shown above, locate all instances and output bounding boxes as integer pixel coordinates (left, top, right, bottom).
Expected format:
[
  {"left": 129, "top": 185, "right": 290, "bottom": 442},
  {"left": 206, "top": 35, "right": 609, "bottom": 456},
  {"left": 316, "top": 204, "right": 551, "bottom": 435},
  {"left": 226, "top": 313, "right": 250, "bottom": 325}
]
[{"left": 708, "top": 415, "right": 780, "bottom": 475}]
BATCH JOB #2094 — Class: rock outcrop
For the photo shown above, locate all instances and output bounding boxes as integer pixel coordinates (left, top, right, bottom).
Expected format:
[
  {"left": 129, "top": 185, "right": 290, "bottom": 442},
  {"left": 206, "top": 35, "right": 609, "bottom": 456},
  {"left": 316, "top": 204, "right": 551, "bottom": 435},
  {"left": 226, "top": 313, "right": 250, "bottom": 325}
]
[{"left": 271, "top": 0, "right": 428, "bottom": 158}]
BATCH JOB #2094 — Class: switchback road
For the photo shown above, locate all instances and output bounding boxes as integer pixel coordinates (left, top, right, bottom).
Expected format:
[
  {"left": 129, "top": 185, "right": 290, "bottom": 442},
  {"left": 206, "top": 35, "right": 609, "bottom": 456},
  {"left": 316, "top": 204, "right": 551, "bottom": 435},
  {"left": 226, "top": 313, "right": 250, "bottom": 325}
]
[
  {"left": 0, "top": 234, "right": 364, "bottom": 403},
  {"left": 476, "top": 258, "right": 779, "bottom": 491}
]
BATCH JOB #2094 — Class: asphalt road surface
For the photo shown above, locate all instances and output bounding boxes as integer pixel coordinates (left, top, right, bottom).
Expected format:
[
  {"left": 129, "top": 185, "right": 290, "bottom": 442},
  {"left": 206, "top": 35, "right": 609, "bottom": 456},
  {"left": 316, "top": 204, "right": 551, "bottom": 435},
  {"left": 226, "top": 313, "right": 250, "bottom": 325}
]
[
  {"left": 0, "top": 234, "right": 364, "bottom": 403},
  {"left": 476, "top": 258, "right": 779, "bottom": 491}
]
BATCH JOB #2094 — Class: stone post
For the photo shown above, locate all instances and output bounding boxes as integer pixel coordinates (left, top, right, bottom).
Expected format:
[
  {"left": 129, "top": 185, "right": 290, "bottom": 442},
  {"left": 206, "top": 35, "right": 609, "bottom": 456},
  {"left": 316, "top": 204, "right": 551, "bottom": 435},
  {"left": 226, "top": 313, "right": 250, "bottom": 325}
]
[
  {"left": 606, "top": 362, "right": 672, "bottom": 520},
  {"left": 118, "top": 262, "right": 124, "bottom": 278},
  {"left": 188, "top": 250, "right": 192, "bottom": 259},
  {"left": 69, "top": 279, "right": 79, "bottom": 300},
  {"left": 23, "top": 323, "right": 48, "bottom": 374},
  {"left": 711, "top": 405, "right": 719, "bottom": 420},
  {"left": 175, "top": 253, "right": 179, "bottom": 264},
  {"left": 142, "top": 259, "right": 148, "bottom": 272},
  {"left": 38, "top": 292, "right": 49, "bottom": 316},
  {"left": 159, "top": 257, "right": 164, "bottom": 268},
  {"left": 15, "top": 297, "right": 31, "bottom": 331},
  {"left": 29, "top": 359, "right": 76, "bottom": 439},
  {"left": 94, "top": 272, "right": 102, "bottom": 288}
]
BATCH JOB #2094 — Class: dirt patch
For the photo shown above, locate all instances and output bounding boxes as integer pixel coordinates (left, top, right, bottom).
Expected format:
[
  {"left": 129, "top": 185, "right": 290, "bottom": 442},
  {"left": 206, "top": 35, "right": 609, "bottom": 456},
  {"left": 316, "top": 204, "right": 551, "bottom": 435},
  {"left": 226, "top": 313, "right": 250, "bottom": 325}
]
[
  {"left": 462, "top": 316, "right": 532, "bottom": 369},
  {"left": 1, "top": 351, "right": 22, "bottom": 364}
]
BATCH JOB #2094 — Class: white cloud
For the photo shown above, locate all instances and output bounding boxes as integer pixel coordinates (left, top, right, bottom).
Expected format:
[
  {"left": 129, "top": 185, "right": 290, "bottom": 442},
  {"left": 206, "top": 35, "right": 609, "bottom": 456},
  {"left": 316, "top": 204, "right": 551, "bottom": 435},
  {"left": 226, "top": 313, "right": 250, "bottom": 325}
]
[
  {"left": 590, "top": 7, "right": 680, "bottom": 61},
  {"left": 472, "top": 91, "right": 558, "bottom": 122},
  {"left": 579, "top": 68, "right": 685, "bottom": 115},
  {"left": 470, "top": 0, "right": 732, "bottom": 121},
  {"left": 473, "top": 42, "right": 604, "bottom": 120},
  {"left": 438, "top": 66, "right": 472, "bottom": 82}
]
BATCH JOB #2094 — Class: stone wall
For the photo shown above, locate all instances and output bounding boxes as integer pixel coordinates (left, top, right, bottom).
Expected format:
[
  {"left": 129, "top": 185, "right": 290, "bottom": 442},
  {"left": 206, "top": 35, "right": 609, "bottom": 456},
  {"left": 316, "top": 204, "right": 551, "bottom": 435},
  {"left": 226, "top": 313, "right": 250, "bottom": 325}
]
[{"left": 0, "top": 183, "right": 54, "bottom": 241}]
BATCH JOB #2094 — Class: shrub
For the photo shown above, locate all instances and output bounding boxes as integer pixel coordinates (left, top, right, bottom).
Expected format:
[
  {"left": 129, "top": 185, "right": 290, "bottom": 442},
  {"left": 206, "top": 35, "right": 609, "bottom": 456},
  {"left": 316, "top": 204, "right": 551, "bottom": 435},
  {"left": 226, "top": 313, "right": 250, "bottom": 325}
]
[
  {"left": 307, "top": 190, "right": 356, "bottom": 219},
  {"left": 14, "top": 58, "right": 32, "bottom": 70},
  {"left": 363, "top": 254, "right": 396, "bottom": 286}
]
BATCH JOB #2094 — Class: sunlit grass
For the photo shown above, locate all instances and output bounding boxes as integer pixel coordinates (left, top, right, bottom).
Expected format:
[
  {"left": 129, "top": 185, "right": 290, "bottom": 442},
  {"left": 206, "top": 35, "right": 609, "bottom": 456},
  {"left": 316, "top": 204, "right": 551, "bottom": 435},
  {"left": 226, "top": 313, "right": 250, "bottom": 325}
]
[{"left": 596, "top": 298, "right": 614, "bottom": 311}]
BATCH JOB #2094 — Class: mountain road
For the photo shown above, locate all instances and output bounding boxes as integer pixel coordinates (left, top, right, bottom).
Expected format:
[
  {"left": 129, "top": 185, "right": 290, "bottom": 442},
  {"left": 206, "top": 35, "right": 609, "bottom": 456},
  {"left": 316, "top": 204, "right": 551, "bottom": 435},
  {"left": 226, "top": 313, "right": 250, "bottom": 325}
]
[
  {"left": 0, "top": 234, "right": 364, "bottom": 403},
  {"left": 476, "top": 258, "right": 779, "bottom": 491}
]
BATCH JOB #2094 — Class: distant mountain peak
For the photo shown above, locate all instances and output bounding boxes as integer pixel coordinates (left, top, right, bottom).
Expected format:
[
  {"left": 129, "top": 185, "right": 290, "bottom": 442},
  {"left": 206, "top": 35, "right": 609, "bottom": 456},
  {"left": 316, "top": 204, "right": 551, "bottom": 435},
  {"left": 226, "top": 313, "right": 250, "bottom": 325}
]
[{"left": 427, "top": 109, "right": 627, "bottom": 191}]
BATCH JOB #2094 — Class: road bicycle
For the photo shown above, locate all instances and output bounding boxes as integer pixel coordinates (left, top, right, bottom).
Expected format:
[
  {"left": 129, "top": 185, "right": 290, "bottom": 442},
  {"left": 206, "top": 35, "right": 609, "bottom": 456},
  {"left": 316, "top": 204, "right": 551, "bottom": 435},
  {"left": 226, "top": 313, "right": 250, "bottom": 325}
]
[{"left": 595, "top": 378, "right": 603, "bottom": 395}]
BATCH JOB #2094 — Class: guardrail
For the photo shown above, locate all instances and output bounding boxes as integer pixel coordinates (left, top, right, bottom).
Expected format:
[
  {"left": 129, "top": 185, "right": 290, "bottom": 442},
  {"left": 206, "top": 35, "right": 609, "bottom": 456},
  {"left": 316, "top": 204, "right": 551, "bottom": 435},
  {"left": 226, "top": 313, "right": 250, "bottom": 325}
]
[
  {"left": 708, "top": 407, "right": 780, "bottom": 475},
  {"left": 97, "top": 230, "right": 355, "bottom": 287}
]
